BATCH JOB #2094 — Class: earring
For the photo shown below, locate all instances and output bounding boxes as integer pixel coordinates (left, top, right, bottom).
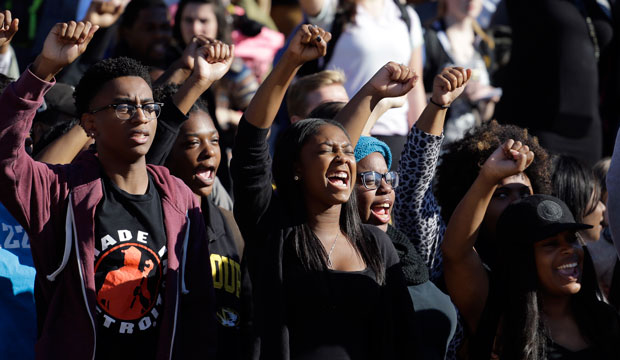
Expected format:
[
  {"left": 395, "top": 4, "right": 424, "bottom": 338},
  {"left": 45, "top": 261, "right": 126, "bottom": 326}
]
[{"left": 294, "top": 175, "right": 300, "bottom": 181}]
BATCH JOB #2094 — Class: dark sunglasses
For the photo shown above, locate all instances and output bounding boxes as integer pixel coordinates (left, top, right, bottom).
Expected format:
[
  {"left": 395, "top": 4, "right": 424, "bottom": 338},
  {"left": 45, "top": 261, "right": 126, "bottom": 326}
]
[{"left": 358, "top": 171, "right": 399, "bottom": 190}]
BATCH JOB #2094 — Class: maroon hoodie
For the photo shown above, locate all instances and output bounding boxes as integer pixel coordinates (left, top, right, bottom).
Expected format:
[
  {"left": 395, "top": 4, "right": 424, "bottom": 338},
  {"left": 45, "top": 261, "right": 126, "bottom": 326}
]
[{"left": 0, "top": 68, "right": 217, "bottom": 359}]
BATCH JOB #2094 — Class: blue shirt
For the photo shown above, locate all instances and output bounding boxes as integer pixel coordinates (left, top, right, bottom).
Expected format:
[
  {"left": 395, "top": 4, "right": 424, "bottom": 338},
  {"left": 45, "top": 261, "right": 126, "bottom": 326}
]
[{"left": 0, "top": 202, "right": 36, "bottom": 360}]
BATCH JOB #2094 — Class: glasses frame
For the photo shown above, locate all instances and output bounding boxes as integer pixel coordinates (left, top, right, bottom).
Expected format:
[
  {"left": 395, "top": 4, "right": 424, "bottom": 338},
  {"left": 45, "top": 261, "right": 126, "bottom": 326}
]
[
  {"left": 89, "top": 102, "right": 164, "bottom": 120},
  {"left": 358, "top": 170, "right": 399, "bottom": 190}
]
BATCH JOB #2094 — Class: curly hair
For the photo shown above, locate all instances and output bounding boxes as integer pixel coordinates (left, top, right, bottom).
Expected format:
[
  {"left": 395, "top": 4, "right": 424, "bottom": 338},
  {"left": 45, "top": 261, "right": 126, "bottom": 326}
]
[
  {"left": 436, "top": 120, "right": 552, "bottom": 222},
  {"left": 74, "top": 57, "right": 152, "bottom": 116}
]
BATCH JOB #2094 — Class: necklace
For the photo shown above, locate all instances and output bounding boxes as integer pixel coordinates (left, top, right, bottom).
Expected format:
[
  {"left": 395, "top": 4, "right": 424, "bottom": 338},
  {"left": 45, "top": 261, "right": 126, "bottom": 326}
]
[{"left": 327, "top": 232, "right": 340, "bottom": 269}]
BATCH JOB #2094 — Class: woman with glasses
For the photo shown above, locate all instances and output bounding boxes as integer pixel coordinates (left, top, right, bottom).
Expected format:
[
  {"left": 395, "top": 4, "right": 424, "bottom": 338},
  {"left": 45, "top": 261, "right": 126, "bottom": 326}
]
[
  {"left": 231, "top": 25, "right": 418, "bottom": 359},
  {"left": 354, "top": 135, "right": 457, "bottom": 359}
]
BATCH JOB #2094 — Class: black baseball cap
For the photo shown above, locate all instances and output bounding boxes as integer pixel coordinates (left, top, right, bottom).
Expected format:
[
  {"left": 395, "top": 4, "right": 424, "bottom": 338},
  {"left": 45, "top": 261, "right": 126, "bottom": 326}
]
[{"left": 497, "top": 194, "right": 592, "bottom": 243}]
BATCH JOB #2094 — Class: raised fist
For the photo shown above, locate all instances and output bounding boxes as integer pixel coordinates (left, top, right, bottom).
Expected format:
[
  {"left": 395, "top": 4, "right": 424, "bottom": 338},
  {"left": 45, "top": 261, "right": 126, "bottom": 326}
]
[
  {"left": 82, "top": 0, "right": 129, "bottom": 28},
  {"left": 368, "top": 62, "right": 418, "bottom": 99},
  {"left": 285, "top": 24, "right": 332, "bottom": 65},
  {"left": 431, "top": 67, "right": 472, "bottom": 107},
  {"left": 40, "top": 21, "right": 99, "bottom": 69},
  {"left": 480, "top": 139, "right": 535, "bottom": 184},
  {"left": 192, "top": 40, "right": 235, "bottom": 84}
]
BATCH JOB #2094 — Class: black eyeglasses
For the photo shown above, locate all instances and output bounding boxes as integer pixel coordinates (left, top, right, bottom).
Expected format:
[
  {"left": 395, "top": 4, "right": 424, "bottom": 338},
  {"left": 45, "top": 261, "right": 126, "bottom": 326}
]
[
  {"left": 358, "top": 171, "right": 399, "bottom": 190},
  {"left": 89, "top": 102, "right": 164, "bottom": 120}
]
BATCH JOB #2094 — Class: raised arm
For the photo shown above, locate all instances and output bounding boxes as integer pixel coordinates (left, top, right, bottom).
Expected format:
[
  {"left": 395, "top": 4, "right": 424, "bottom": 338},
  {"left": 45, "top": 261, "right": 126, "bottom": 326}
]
[
  {"left": 34, "top": 124, "right": 91, "bottom": 164},
  {"left": 393, "top": 67, "right": 470, "bottom": 279},
  {"left": 0, "top": 21, "right": 97, "bottom": 230},
  {"left": 173, "top": 40, "right": 234, "bottom": 114},
  {"left": 336, "top": 62, "right": 417, "bottom": 147},
  {"left": 146, "top": 38, "right": 233, "bottom": 165},
  {"left": 442, "top": 140, "right": 533, "bottom": 332},
  {"left": 231, "top": 25, "right": 330, "bottom": 234},
  {"left": 245, "top": 24, "right": 331, "bottom": 129}
]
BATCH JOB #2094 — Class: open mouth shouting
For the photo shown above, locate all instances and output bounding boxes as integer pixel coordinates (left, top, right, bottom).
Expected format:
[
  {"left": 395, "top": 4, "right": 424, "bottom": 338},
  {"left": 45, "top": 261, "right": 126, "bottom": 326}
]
[
  {"left": 555, "top": 258, "right": 580, "bottom": 282},
  {"left": 194, "top": 165, "right": 216, "bottom": 187},
  {"left": 370, "top": 200, "right": 392, "bottom": 224},
  {"left": 327, "top": 171, "right": 350, "bottom": 189}
]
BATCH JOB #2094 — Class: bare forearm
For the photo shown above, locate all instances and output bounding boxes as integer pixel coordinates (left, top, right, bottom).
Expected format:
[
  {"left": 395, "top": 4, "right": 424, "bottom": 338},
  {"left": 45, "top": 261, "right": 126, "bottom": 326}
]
[
  {"left": 442, "top": 174, "right": 496, "bottom": 261},
  {"left": 414, "top": 102, "right": 448, "bottom": 136},
  {"left": 244, "top": 53, "right": 300, "bottom": 129},
  {"left": 335, "top": 84, "right": 378, "bottom": 147},
  {"left": 407, "top": 82, "right": 426, "bottom": 128},
  {"left": 154, "top": 60, "right": 191, "bottom": 87},
  {"left": 32, "top": 55, "right": 63, "bottom": 82},
  {"left": 35, "top": 124, "right": 89, "bottom": 164},
  {"left": 173, "top": 77, "right": 213, "bottom": 114}
]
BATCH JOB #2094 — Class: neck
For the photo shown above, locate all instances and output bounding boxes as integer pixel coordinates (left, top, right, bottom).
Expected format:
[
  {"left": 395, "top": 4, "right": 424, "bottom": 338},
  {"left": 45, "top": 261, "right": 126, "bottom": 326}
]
[
  {"left": 444, "top": 14, "right": 472, "bottom": 32},
  {"left": 307, "top": 203, "right": 343, "bottom": 239},
  {"left": 377, "top": 223, "right": 388, "bottom": 232},
  {"left": 99, "top": 152, "right": 150, "bottom": 195},
  {"left": 541, "top": 292, "right": 573, "bottom": 319}
]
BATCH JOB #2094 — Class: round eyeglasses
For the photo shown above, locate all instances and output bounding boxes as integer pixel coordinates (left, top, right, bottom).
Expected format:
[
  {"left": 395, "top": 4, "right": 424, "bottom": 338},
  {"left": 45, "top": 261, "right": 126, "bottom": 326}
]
[
  {"left": 89, "top": 102, "right": 164, "bottom": 120},
  {"left": 358, "top": 171, "right": 399, "bottom": 190}
]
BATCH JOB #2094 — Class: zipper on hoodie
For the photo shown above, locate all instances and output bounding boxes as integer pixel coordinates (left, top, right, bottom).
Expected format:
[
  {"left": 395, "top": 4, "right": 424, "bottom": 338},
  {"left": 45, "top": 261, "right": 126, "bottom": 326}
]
[
  {"left": 70, "top": 197, "right": 97, "bottom": 359},
  {"left": 169, "top": 215, "right": 189, "bottom": 359}
]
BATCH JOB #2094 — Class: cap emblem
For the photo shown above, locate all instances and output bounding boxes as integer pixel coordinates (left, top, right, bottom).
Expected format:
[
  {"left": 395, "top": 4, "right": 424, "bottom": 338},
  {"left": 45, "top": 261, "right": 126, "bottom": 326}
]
[{"left": 537, "top": 200, "right": 563, "bottom": 221}]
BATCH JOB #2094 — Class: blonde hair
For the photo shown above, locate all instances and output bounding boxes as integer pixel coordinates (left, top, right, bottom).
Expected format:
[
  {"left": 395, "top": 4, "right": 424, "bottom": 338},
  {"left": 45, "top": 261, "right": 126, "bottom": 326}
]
[{"left": 287, "top": 70, "right": 347, "bottom": 118}]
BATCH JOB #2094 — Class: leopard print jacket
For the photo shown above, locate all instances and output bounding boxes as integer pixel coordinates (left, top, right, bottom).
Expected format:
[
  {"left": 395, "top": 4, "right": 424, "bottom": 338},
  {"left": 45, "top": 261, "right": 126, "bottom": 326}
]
[
  {"left": 393, "top": 127, "right": 446, "bottom": 281},
  {"left": 393, "top": 126, "right": 464, "bottom": 360}
]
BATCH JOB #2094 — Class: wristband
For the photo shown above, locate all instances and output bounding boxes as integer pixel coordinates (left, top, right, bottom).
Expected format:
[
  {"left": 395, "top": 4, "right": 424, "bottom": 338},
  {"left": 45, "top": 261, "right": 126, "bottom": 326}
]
[{"left": 429, "top": 97, "right": 450, "bottom": 109}]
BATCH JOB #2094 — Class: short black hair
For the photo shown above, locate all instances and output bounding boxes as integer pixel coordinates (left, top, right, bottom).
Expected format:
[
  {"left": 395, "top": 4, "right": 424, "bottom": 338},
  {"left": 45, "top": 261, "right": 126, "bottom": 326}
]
[
  {"left": 74, "top": 57, "right": 152, "bottom": 116},
  {"left": 436, "top": 120, "right": 552, "bottom": 222},
  {"left": 120, "top": 0, "right": 167, "bottom": 29}
]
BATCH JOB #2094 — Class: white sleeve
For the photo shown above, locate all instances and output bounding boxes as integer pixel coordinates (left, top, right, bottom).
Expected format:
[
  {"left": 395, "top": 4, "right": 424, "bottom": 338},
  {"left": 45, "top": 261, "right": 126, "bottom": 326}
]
[
  {"left": 407, "top": 6, "right": 424, "bottom": 50},
  {"left": 0, "top": 49, "right": 13, "bottom": 77},
  {"left": 307, "top": 0, "right": 338, "bottom": 31}
]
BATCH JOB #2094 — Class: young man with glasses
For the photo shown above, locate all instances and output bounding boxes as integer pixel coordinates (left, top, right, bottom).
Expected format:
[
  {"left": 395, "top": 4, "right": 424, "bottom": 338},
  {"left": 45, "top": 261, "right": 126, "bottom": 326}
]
[{"left": 0, "top": 20, "right": 228, "bottom": 359}]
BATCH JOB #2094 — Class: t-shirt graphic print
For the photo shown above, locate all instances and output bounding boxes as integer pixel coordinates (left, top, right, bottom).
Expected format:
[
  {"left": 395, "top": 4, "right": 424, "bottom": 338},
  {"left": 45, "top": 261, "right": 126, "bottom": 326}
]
[{"left": 94, "top": 175, "right": 167, "bottom": 359}]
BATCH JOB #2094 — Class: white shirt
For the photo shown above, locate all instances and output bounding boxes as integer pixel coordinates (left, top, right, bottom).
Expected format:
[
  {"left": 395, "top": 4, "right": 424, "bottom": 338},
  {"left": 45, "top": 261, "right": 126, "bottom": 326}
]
[{"left": 310, "top": 0, "right": 424, "bottom": 136}]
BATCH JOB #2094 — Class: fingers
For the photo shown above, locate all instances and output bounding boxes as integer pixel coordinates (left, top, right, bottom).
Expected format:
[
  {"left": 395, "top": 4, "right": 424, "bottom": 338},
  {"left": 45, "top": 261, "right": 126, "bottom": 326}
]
[
  {"left": 65, "top": 21, "right": 78, "bottom": 41},
  {"left": 3, "top": 10, "right": 11, "bottom": 30},
  {"left": 297, "top": 24, "right": 331, "bottom": 56},
  {"left": 437, "top": 67, "right": 471, "bottom": 92},
  {"left": 501, "top": 139, "right": 535, "bottom": 170},
  {"left": 384, "top": 61, "right": 416, "bottom": 84},
  {"left": 55, "top": 21, "right": 98, "bottom": 44},
  {"left": 198, "top": 40, "right": 233, "bottom": 63},
  {"left": 0, "top": 10, "right": 19, "bottom": 42}
]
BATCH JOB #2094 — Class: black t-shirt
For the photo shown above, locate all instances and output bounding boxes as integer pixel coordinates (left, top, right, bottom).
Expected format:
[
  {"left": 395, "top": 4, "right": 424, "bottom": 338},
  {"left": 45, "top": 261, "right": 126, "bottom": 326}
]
[
  {"left": 93, "top": 174, "right": 167, "bottom": 360},
  {"left": 283, "top": 244, "right": 382, "bottom": 360},
  {"left": 202, "top": 202, "right": 244, "bottom": 360}
]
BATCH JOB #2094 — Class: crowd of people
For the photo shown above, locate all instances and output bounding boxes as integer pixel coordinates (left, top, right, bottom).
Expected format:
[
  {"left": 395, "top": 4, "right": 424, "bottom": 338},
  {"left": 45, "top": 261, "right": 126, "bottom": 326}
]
[{"left": 1, "top": 0, "right": 619, "bottom": 359}]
